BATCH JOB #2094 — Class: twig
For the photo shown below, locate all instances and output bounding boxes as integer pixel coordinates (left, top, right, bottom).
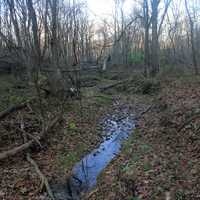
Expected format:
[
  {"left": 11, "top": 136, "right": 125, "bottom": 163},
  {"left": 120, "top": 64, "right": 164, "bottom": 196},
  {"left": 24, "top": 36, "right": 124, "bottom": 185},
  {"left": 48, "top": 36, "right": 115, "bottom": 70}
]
[
  {"left": 134, "top": 105, "right": 153, "bottom": 120},
  {"left": 0, "top": 116, "right": 62, "bottom": 161},
  {"left": 17, "top": 127, "right": 43, "bottom": 148},
  {"left": 0, "top": 97, "right": 36, "bottom": 121},
  {"left": 84, "top": 188, "right": 98, "bottom": 199},
  {"left": 178, "top": 113, "right": 200, "bottom": 132}
]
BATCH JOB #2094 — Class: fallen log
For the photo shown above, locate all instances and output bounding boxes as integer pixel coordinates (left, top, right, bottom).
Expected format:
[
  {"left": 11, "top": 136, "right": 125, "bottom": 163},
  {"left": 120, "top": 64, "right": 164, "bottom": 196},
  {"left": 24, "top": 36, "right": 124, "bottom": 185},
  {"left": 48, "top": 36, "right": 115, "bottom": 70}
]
[
  {"left": 116, "top": 105, "right": 153, "bottom": 122},
  {"left": 0, "top": 116, "right": 62, "bottom": 161},
  {"left": 99, "top": 80, "right": 129, "bottom": 92}
]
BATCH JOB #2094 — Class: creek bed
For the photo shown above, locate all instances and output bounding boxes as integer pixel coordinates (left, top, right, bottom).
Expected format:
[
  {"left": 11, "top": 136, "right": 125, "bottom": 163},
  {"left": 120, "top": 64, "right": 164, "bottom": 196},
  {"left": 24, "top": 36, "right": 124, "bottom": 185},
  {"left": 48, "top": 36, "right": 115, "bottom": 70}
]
[{"left": 54, "top": 107, "right": 136, "bottom": 200}]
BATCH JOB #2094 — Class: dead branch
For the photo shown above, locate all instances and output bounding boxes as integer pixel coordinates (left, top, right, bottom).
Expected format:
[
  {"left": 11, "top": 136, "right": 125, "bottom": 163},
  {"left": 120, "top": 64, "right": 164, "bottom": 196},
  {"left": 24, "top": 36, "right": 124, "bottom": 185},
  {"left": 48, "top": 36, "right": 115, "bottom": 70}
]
[
  {"left": 26, "top": 153, "right": 55, "bottom": 200},
  {"left": 99, "top": 80, "right": 129, "bottom": 92},
  {"left": 135, "top": 105, "right": 153, "bottom": 120},
  {"left": 20, "top": 120, "right": 55, "bottom": 199},
  {"left": 0, "top": 116, "right": 62, "bottom": 161},
  {"left": 17, "top": 126, "right": 43, "bottom": 148},
  {"left": 0, "top": 140, "right": 34, "bottom": 160},
  {"left": 43, "top": 115, "right": 63, "bottom": 137}
]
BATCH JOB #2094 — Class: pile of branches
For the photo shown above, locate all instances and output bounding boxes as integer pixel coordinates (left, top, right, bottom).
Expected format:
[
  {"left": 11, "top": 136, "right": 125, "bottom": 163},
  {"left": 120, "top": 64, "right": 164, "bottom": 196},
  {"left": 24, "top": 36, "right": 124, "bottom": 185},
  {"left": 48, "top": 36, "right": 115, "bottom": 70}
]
[{"left": 0, "top": 101, "right": 63, "bottom": 199}]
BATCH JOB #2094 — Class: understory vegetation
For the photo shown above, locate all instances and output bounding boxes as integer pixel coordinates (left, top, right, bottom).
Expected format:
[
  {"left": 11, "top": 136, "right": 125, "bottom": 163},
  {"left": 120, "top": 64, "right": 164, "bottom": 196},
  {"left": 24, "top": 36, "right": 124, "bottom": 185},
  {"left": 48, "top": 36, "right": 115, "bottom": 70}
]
[{"left": 0, "top": 71, "right": 114, "bottom": 199}]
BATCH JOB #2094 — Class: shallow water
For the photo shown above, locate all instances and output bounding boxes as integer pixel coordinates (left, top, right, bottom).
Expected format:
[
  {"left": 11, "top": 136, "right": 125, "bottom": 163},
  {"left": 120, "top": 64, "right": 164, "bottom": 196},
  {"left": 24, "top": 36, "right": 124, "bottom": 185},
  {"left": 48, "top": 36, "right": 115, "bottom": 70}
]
[{"left": 54, "top": 109, "right": 135, "bottom": 200}]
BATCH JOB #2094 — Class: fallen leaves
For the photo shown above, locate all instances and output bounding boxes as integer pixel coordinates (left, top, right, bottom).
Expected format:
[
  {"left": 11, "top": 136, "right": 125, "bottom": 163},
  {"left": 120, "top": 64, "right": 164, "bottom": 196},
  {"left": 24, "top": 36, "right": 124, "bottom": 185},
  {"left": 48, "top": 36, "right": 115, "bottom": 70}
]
[{"left": 86, "top": 77, "right": 200, "bottom": 200}]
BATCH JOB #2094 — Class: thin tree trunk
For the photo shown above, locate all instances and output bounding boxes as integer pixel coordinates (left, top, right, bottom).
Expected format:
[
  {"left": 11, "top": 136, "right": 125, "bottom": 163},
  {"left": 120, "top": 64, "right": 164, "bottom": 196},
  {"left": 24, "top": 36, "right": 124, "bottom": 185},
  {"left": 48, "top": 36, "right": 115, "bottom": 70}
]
[
  {"left": 185, "top": 0, "right": 199, "bottom": 74},
  {"left": 151, "top": 0, "right": 159, "bottom": 76},
  {"left": 143, "top": 0, "right": 150, "bottom": 77},
  {"left": 26, "top": 0, "right": 41, "bottom": 60}
]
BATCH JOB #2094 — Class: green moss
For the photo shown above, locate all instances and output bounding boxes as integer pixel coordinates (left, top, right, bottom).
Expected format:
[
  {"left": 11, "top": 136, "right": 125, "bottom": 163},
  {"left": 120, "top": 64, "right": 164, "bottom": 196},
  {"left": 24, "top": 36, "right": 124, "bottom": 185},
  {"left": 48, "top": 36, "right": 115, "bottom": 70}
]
[
  {"left": 94, "top": 94, "right": 113, "bottom": 105},
  {"left": 122, "top": 132, "right": 136, "bottom": 154},
  {"left": 58, "top": 152, "right": 78, "bottom": 170},
  {"left": 143, "top": 162, "right": 152, "bottom": 172},
  {"left": 139, "top": 144, "right": 152, "bottom": 153},
  {"left": 57, "top": 143, "right": 87, "bottom": 170},
  {"left": 121, "top": 153, "right": 140, "bottom": 172}
]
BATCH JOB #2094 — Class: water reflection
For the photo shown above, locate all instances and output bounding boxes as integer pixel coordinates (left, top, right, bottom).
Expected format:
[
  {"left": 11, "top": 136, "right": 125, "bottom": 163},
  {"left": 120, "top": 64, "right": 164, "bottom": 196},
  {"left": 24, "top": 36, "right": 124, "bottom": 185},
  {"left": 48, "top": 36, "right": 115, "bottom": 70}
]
[{"left": 70, "top": 114, "right": 135, "bottom": 193}]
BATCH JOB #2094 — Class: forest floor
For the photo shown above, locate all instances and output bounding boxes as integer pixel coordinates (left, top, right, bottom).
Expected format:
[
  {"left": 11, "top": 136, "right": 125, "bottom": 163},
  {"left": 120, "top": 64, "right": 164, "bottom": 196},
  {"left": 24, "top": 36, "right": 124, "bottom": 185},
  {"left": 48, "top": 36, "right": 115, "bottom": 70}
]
[
  {"left": 0, "top": 73, "right": 119, "bottom": 200},
  {"left": 1, "top": 71, "right": 200, "bottom": 200},
  {"left": 83, "top": 74, "right": 200, "bottom": 200}
]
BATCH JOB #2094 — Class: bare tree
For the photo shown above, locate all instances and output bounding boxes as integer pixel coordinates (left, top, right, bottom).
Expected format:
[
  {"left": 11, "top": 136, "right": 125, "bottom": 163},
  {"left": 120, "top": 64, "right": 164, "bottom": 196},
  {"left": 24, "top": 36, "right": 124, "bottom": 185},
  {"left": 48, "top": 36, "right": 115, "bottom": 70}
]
[
  {"left": 143, "top": 0, "right": 150, "bottom": 76},
  {"left": 185, "top": 0, "right": 199, "bottom": 74},
  {"left": 151, "top": 0, "right": 159, "bottom": 75}
]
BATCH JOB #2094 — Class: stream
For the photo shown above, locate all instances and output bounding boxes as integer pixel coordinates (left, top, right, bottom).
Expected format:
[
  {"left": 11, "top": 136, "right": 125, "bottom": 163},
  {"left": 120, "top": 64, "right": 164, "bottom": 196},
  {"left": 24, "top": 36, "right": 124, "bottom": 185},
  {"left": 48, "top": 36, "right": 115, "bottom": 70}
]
[{"left": 54, "top": 107, "right": 136, "bottom": 200}]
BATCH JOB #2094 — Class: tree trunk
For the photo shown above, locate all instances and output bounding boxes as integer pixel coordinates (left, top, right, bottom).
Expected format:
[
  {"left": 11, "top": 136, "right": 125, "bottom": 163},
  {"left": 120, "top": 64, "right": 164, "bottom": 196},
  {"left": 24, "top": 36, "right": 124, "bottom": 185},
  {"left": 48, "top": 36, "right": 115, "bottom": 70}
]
[
  {"left": 185, "top": 0, "right": 199, "bottom": 75},
  {"left": 7, "top": 0, "right": 22, "bottom": 47},
  {"left": 26, "top": 0, "right": 41, "bottom": 60},
  {"left": 143, "top": 0, "right": 150, "bottom": 77},
  {"left": 151, "top": 0, "right": 159, "bottom": 76}
]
